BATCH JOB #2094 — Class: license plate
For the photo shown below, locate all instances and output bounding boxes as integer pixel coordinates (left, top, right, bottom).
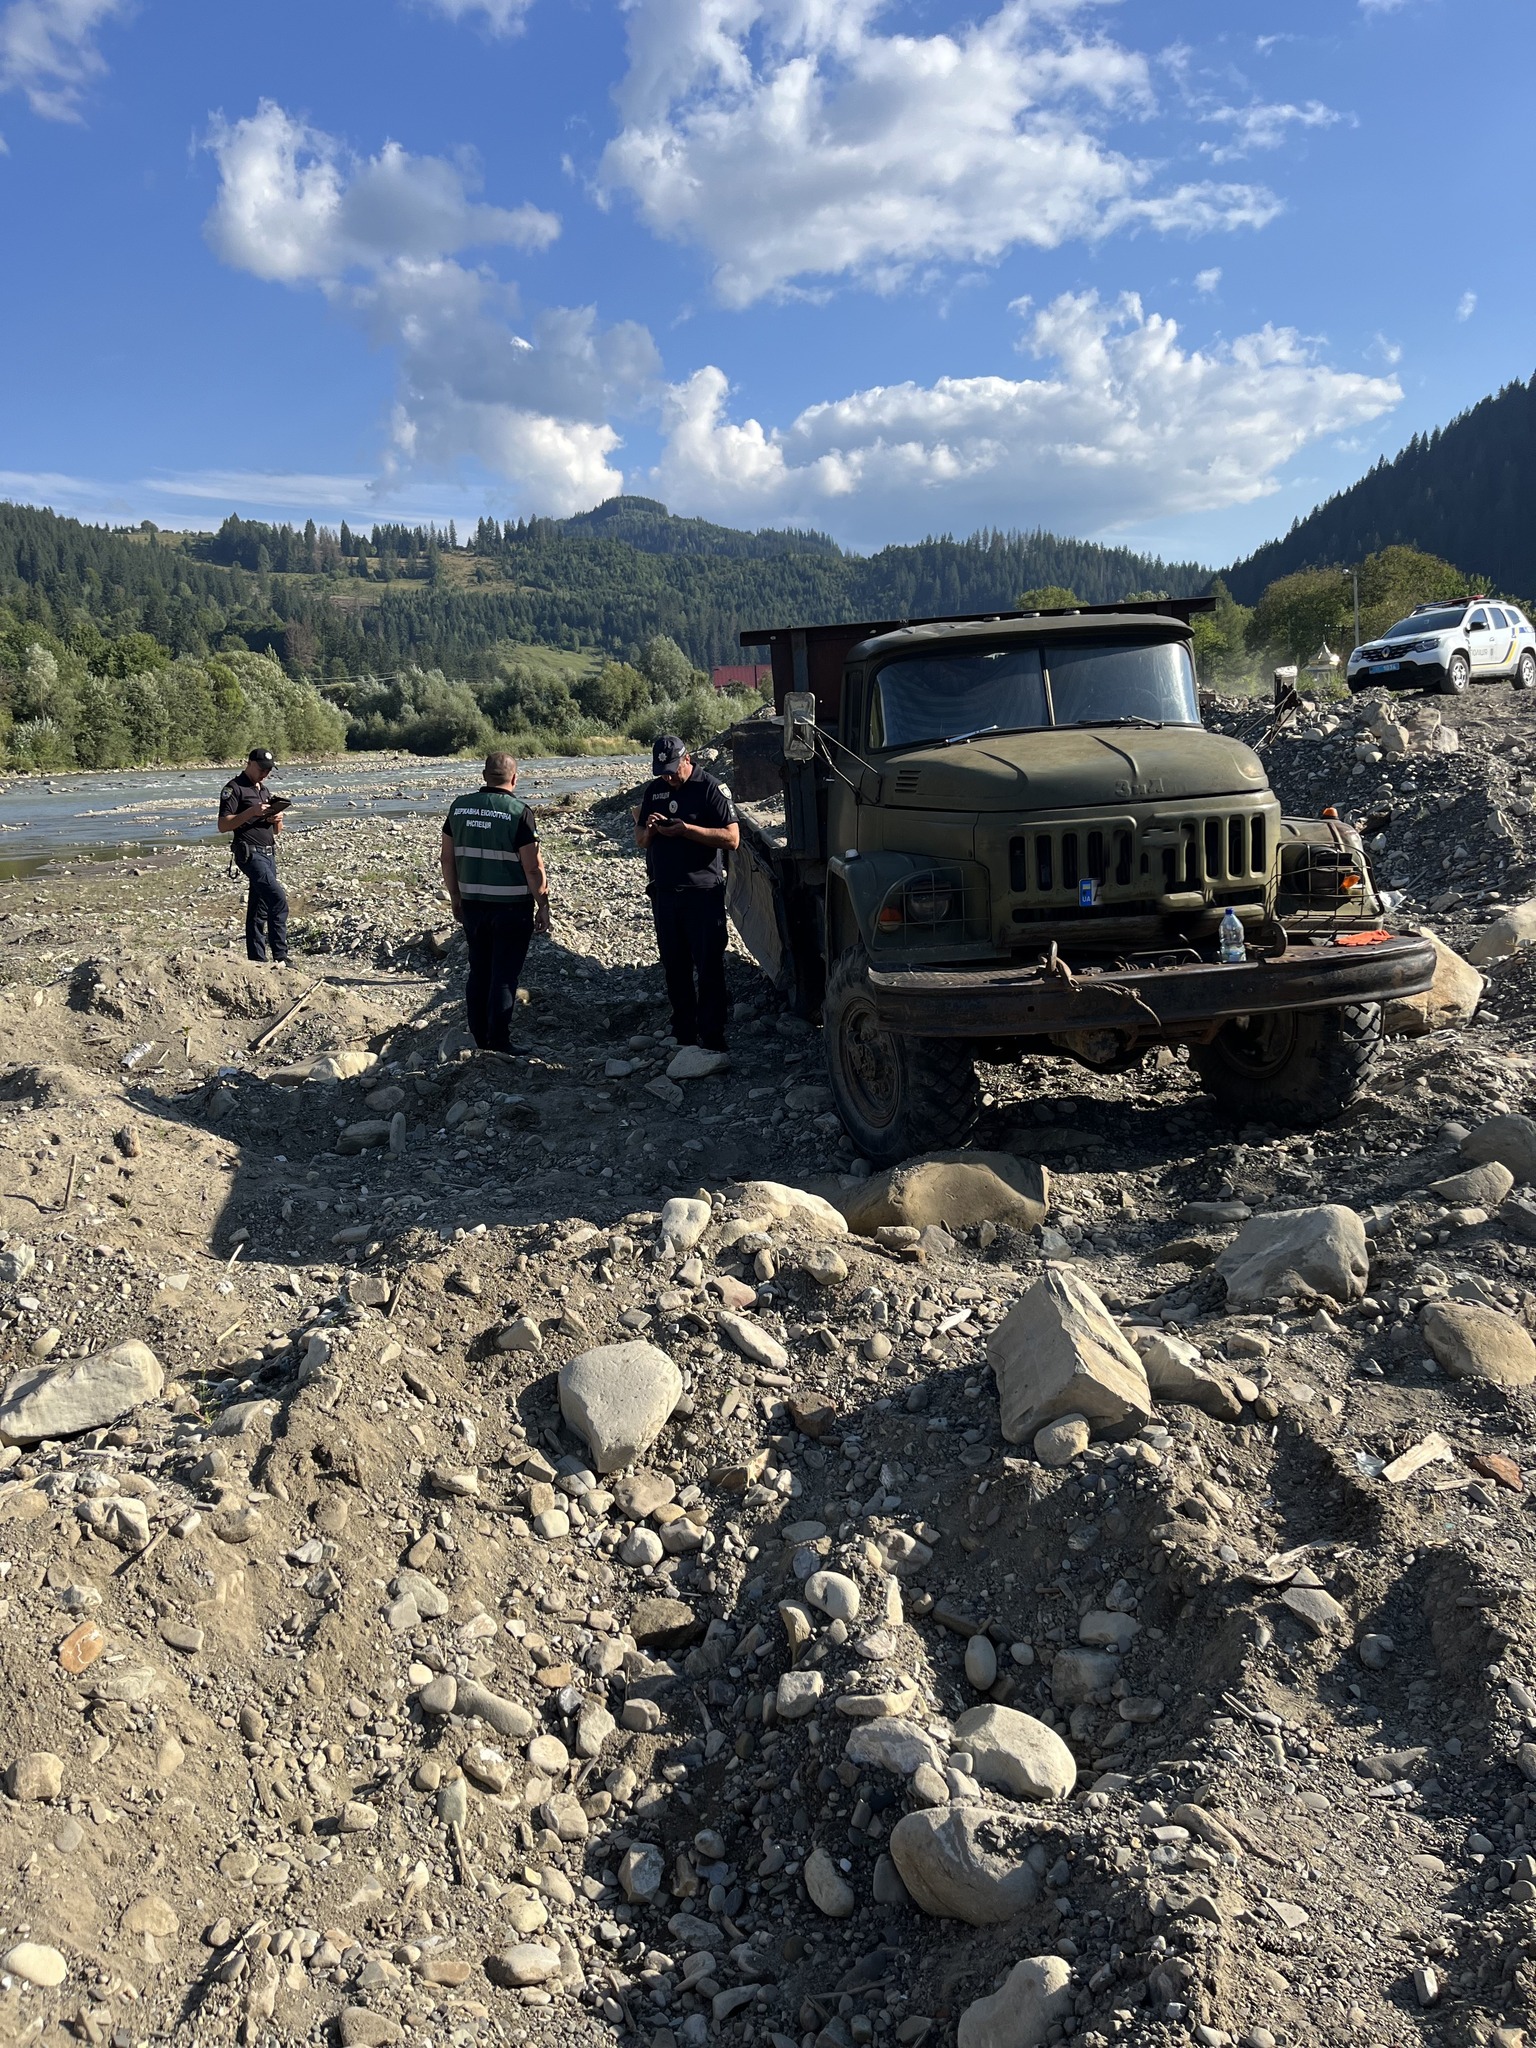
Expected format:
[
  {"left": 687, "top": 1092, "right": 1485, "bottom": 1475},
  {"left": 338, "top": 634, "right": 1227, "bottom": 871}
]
[{"left": 1369, "top": 662, "right": 1400, "bottom": 674}]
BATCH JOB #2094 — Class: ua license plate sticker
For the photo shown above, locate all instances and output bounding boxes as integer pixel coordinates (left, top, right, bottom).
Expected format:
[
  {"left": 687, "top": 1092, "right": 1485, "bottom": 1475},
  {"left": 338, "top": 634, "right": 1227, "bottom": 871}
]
[{"left": 1369, "top": 662, "right": 1401, "bottom": 673}]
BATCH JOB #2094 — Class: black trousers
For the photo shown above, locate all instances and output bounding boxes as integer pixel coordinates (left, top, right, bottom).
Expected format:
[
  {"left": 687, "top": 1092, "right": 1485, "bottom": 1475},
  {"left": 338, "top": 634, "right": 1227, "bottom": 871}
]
[
  {"left": 237, "top": 845, "right": 288, "bottom": 963},
  {"left": 651, "top": 886, "right": 729, "bottom": 1049},
  {"left": 461, "top": 899, "right": 535, "bottom": 1052}
]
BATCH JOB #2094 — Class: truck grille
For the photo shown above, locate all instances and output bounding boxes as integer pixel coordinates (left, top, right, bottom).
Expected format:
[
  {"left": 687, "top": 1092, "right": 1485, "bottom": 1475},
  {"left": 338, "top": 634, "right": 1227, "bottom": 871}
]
[{"left": 1008, "top": 810, "right": 1270, "bottom": 903}]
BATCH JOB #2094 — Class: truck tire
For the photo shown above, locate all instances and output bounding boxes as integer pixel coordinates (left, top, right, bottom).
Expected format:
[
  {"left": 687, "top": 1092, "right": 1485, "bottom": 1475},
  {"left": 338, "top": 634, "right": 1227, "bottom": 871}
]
[
  {"left": 1440, "top": 651, "right": 1470, "bottom": 696},
  {"left": 1191, "top": 1002, "right": 1381, "bottom": 1126},
  {"left": 822, "top": 944, "right": 980, "bottom": 1166}
]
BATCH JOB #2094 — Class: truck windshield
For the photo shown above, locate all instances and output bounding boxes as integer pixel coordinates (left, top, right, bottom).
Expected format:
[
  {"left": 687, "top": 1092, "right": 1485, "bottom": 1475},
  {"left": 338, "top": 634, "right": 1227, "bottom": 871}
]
[{"left": 870, "top": 638, "right": 1198, "bottom": 749}]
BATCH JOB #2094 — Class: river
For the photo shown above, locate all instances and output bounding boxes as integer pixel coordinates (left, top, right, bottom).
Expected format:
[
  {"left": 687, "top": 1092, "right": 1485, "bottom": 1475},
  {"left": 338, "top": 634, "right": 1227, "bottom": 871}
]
[{"left": 0, "top": 754, "right": 648, "bottom": 880}]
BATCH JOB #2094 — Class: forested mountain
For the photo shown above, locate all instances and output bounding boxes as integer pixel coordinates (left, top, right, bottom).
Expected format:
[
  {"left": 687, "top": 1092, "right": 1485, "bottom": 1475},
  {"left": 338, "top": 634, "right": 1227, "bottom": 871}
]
[
  {"left": 1225, "top": 373, "right": 1536, "bottom": 604},
  {"left": 0, "top": 495, "right": 1207, "bottom": 680}
]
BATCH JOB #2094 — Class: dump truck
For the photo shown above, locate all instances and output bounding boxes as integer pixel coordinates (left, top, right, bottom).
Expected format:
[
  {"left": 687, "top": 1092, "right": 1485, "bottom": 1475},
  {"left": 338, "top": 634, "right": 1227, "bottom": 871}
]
[{"left": 721, "top": 599, "right": 1437, "bottom": 1166}]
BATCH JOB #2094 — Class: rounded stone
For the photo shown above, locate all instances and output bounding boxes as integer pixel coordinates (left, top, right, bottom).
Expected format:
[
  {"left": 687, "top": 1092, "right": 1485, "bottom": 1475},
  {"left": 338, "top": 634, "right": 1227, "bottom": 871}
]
[
  {"left": 2, "top": 1942, "right": 68, "bottom": 1988},
  {"left": 1033, "top": 1414, "right": 1091, "bottom": 1467},
  {"left": 951, "top": 1704, "right": 1076, "bottom": 1801},
  {"left": 804, "top": 1845, "right": 857, "bottom": 1917},
  {"left": 558, "top": 1342, "right": 683, "bottom": 1473},
  {"left": 527, "top": 1734, "right": 570, "bottom": 1776},
  {"left": 964, "top": 1635, "right": 998, "bottom": 1690},
  {"left": 805, "top": 1570, "right": 861, "bottom": 1623}
]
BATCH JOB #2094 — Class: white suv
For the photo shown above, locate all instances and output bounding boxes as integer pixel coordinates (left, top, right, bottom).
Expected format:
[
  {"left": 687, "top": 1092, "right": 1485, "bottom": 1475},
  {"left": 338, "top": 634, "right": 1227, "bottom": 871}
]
[{"left": 1346, "top": 597, "right": 1536, "bottom": 696}]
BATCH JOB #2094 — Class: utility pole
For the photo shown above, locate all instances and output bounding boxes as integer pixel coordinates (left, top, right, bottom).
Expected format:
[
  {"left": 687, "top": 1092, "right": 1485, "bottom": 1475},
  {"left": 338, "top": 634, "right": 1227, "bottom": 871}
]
[{"left": 1348, "top": 567, "right": 1361, "bottom": 650}]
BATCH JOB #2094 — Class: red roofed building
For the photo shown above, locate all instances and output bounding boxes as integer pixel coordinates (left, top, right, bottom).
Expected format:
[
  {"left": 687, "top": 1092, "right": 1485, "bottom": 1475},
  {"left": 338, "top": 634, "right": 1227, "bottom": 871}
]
[{"left": 710, "top": 663, "right": 773, "bottom": 693}]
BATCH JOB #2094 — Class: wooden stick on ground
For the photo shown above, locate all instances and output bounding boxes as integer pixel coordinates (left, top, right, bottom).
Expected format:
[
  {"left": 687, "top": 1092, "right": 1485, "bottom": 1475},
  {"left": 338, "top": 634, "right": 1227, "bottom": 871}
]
[
  {"left": 250, "top": 980, "right": 323, "bottom": 1055},
  {"left": 60, "top": 1153, "right": 78, "bottom": 1212}
]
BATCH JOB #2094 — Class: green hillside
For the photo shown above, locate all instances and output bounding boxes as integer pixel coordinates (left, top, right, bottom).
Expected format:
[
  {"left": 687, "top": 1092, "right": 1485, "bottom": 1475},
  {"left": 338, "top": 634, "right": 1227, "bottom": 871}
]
[
  {"left": 1225, "top": 373, "right": 1536, "bottom": 604},
  {"left": 0, "top": 494, "right": 1209, "bottom": 681}
]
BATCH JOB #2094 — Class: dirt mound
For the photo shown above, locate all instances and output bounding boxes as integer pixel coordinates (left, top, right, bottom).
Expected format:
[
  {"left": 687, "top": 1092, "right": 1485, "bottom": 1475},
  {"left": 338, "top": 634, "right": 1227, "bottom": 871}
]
[{"left": 2, "top": 754, "right": 1536, "bottom": 2048}]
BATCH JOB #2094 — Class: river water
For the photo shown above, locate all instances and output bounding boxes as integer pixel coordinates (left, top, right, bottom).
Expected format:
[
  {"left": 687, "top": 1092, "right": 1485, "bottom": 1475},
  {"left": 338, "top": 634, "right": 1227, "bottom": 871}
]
[{"left": 0, "top": 754, "right": 648, "bottom": 880}]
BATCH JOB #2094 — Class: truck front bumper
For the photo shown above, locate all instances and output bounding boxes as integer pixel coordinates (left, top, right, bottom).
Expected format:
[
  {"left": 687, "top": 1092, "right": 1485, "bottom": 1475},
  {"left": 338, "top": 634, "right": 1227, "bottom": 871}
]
[{"left": 865, "top": 932, "right": 1438, "bottom": 1040}]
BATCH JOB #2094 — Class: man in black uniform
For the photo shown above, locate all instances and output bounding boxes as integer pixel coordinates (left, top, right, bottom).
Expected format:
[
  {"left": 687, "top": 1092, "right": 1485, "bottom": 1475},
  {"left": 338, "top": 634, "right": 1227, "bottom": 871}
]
[
  {"left": 217, "top": 748, "right": 289, "bottom": 964},
  {"left": 636, "top": 734, "right": 739, "bottom": 1069}
]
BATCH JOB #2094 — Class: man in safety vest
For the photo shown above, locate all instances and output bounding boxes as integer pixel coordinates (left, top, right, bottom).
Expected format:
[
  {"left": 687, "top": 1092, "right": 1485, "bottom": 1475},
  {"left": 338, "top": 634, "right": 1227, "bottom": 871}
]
[{"left": 440, "top": 752, "right": 551, "bottom": 1052}]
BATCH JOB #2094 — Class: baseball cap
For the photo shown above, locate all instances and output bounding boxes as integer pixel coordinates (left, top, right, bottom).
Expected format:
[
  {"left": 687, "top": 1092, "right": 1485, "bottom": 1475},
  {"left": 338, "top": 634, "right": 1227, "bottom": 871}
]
[
  {"left": 248, "top": 747, "right": 276, "bottom": 768},
  {"left": 652, "top": 734, "right": 687, "bottom": 777}
]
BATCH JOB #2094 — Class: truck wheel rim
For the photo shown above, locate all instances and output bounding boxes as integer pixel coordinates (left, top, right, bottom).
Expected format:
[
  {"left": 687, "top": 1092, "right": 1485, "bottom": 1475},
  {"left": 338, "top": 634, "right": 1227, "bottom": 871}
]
[
  {"left": 840, "top": 1000, "right": 901, "bottom": 1128},
  {"left": 1215, "top": 1012, "right": 1298, "bottom": 1077}
]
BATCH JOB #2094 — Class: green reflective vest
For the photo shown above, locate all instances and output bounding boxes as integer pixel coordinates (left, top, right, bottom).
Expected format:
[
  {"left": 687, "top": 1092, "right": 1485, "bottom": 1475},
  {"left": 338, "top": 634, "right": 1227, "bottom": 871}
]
[{"left": 445, "top": 789, "right": 534, "bottom": 901}]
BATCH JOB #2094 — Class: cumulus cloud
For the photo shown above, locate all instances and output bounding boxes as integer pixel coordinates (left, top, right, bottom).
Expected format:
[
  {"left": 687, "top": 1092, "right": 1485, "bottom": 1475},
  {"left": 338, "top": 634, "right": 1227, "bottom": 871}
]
[
  {"left": 414, "top": 0, "right": 533, "bottom": 28},
  {"left": 0, "top": 0, "right": 127, "bottom": 121},
  {"left": 204, "top": 101, "right": 558, "bottom": 283},
  {"left": 1456, "top": 290, "right": 1476, "bottom": 322},
  {"left": 599, "top": 0, "right": 1280, "bottom": 306},
  {"left": 650, "top": 291, "right": 1401, "bottom": 542},
  {"left": 1200, "top": 97, "right": 1343, "bottom": 164},
  {"left": 1194, "top": 266, "right": 1221, "bottom": 293},
  {"left": 205, "top": 103, "right": 657, "bottom": 516}
]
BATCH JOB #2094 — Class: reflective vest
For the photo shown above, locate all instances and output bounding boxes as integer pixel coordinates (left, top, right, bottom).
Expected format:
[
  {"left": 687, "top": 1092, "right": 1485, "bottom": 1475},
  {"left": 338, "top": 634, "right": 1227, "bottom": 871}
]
[{"left": 445, "top": 789, "right": 534, "bottom": 901}]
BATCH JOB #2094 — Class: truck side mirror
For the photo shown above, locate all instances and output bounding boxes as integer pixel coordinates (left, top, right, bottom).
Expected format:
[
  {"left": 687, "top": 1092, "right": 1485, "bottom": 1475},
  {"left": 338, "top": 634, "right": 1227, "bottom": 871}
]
[{"left": 784, "top": 691, "right": 817, "bottom": 762}]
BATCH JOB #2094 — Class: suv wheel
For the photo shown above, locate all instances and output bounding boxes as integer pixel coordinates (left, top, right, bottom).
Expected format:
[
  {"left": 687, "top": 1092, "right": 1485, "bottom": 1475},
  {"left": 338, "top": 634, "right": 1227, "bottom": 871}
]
[
  {"left": 822, "top": 943, "right": 980, "bottom": 1167},
  {"left": 1440, "top": 651, "right": 1470, "bottom": 695},
  {"left": 1515, "top": 649, "right": 1536, "bottom": 691},
  {"left": 1191, "top": 1002, "right": 1381, "bottom": 1127}
]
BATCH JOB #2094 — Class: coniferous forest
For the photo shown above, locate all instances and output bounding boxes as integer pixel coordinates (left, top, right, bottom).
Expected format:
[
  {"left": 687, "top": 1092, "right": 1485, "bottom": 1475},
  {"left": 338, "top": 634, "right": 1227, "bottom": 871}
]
[{"left": 1, "top": 366, "right": 1532, "bottom": 772}]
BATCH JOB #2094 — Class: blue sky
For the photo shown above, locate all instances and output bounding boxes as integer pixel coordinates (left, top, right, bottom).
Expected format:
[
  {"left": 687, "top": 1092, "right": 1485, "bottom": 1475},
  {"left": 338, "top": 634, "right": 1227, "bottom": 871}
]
[{"left": 0, "top": 0, "right": 1530, "bottom": 565}]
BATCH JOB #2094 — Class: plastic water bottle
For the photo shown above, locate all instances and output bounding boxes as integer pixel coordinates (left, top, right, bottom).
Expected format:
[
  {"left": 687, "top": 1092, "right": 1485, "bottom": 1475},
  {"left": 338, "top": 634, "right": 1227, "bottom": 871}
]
[{"left": 1218, "top": 907, "right": 1246, "bottom": 964}]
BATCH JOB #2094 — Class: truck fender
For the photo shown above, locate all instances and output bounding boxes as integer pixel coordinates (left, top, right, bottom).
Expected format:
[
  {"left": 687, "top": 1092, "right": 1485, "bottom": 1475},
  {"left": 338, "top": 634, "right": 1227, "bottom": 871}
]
[{"left": 826, "top": 851, "right": 939, "bottom": 954}]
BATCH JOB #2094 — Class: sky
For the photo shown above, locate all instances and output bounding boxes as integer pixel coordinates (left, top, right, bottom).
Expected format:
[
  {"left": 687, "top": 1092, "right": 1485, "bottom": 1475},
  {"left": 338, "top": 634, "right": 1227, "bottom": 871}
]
[{"left": 0, "top": 0, "right": 1530, "bottom": 567}]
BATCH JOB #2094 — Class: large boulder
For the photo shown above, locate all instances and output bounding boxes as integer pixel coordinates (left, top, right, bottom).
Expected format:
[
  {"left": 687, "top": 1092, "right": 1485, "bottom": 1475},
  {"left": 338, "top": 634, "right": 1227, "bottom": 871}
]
[
  {"left": 1383, "top": 931, "right": 1483, "bottom": 1037},
  {"left": 0, "top": 1340, "right": 164, "bottom": 1446},
  {"left": 952, "top": 1704, "right": 1076, "bottom": 1800},
  {"left": 1422, "top": 1303, "right": 1536, "bottom": 1388},
  {"left": 1467, "top": 898, "right": 1536, "bottom": 966},
  {"left": 734, "top": 1180, "right": 847, "bottom": 1237},
  {"left": 1460, "top": 1114, "right": 1536, "bottom": 1184},
  {"left": 889, "top": 1803, "right": 1039, "bottom": 1924},
  {"left": 1214, "top": 1205, "right": 1369, "bottom": 1307},
  {"left": 987, "top": 1270, "right": 1150, "bottom": 1445},
  {"left": 842, "top": 1153, "right": 1050, "bottom": 1236},
  {"left": 1138, "top": 1332, "right": 1244, "bottom": 1422},
  {"left": 558, "top": 1343, "right": 682, "bottom": 1473},
  {"left": 957, "top": 1958, "right": 1073, "bottom": 2048}
]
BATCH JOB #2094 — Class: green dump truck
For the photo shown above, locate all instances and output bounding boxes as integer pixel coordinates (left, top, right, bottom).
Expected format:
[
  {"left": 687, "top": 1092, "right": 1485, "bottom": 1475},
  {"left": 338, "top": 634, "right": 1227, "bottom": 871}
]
[{"left": 723, "top": 600, "right": 1437, "bottom": 1166}]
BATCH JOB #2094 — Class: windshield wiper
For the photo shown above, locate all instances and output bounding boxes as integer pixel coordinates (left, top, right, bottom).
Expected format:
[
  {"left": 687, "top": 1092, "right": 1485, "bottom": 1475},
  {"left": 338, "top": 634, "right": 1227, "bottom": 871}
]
[
  {"left": 1061, "top": 715, "right": 1165, "bottom": 730},
  {"left": 938, "top": 723, "right": 1040, "bottom": 747}
]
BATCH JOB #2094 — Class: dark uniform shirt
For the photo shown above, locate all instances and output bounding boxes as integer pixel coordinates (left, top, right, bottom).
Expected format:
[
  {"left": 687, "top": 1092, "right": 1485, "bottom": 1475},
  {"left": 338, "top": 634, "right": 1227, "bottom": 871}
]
[
  {"left": 443, "top": 788, "right": 539, "bottom": 901},
  {"left": 218, "top": 772, "right": 275, "bottom": 850},
  {"left": 639, "top": 769, "right": 736, "bottom": 891}
]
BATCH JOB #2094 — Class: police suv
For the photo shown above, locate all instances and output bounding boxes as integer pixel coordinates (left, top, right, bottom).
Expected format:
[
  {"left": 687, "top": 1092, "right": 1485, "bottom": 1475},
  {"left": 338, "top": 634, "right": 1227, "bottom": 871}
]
[{"left": 1347, "top": 597, "right": 1536, "bottom": 696}]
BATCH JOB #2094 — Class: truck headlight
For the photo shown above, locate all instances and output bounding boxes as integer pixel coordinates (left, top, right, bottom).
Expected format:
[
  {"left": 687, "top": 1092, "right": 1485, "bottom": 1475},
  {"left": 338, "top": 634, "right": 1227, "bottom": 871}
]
[{"left": 875, "top": 864, "right": 984, "bottom": 936}]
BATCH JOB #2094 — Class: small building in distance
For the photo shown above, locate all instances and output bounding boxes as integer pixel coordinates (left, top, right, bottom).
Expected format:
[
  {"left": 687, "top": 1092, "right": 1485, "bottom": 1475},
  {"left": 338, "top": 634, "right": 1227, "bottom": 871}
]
[{"left": 710, "top": 663, "right": 773, "bottom": 694}]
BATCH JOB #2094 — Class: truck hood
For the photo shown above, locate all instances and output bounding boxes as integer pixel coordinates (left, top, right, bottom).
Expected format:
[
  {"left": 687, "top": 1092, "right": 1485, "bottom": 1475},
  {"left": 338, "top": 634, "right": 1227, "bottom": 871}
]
[{"left": 880, "top": 725, "right": 1270, "bottom": 811}]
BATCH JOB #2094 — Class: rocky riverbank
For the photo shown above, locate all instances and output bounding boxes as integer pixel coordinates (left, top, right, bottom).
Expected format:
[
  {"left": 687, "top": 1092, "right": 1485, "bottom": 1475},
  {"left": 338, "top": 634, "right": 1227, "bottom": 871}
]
[{"left": 2, "top": 693, "right": 1536, "bottom": 2048}]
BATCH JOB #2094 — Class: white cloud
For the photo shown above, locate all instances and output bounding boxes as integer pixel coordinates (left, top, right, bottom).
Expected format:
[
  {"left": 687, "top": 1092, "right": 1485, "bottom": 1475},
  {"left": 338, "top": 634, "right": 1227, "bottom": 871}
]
[
  {"left": 1456, "top": 290, "right": 1476, "bottom": 322},
  {"left": 1200, "top": 98, "right": 1343, "bottom": 164},
  {"left": 205, "top": 103, "right": 657, "bottom": 517},
  {"left": 414, "top": 0, "right": 532, "bottom": 29},
  {"left": 650, "top": 291, "right": 1402, "bottom": 543},
  {"left": 1194, "top": 266, "right": 1221, "bottom": 293},
  {"left": 599, "top": 0, "right": 1280, "bottom": 306},
  {"left": 204, "top": 101, "right": 558, "bottom": 284},
  {"left": 0, "top": 0, "right": 127, "bottom": 121}
]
